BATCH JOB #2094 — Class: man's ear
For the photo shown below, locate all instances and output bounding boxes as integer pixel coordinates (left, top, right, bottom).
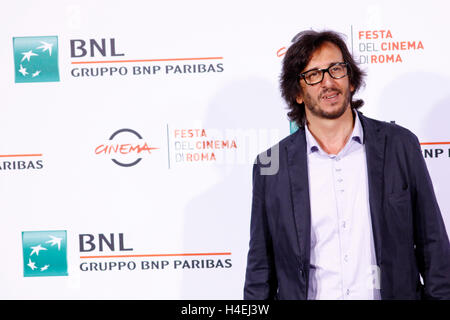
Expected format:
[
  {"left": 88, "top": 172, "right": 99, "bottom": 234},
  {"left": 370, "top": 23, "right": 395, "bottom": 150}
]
[{"left": 296, "top": 95, "right": 303, "bottom": 104}]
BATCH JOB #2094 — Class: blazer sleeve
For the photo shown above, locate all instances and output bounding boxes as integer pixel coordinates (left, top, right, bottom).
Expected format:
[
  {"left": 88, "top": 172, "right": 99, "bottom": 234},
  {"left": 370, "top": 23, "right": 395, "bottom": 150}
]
[
  {"left": 243, "top": 160, "right": 278, "bottom": 300},
  {"left": 409, "top": 135, "right": 450, "bottom": 299}
]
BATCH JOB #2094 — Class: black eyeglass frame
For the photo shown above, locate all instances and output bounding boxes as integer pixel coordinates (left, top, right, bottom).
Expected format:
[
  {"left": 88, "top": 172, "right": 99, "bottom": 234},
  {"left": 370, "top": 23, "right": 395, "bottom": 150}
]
[{"left": 299, "top": 62, "right": 349, "bottom": 85}]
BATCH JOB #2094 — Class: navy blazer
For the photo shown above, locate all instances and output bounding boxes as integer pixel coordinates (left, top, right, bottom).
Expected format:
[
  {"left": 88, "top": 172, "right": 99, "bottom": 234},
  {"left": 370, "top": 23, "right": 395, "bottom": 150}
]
[{"left": 244, "top": 112, "right": 450, "bottom": 300}]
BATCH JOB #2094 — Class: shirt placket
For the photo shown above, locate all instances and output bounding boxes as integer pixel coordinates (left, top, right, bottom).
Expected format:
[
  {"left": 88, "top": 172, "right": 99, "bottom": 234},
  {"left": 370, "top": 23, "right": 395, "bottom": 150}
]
[{"left": 332, "top": 153, "right": 351, "bottom": 299}]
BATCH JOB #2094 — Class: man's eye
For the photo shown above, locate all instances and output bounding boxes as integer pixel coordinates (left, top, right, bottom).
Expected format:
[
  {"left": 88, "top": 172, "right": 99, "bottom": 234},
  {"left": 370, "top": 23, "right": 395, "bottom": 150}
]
[{"left": 331, "top": 66, "right": 342, "bottom": 72}]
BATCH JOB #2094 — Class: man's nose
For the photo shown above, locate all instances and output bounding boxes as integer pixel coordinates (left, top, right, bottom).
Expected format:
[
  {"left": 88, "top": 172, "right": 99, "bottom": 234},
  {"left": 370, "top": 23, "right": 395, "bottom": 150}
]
[{"left": 321, "top": 70, "right": 335, "bottom": 86}]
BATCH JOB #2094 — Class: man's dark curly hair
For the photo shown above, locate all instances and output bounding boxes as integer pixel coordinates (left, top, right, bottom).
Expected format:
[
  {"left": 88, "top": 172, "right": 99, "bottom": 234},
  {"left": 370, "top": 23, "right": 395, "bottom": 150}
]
[{"left": 280, "top": 30, "right": 366, "bottom": 127}]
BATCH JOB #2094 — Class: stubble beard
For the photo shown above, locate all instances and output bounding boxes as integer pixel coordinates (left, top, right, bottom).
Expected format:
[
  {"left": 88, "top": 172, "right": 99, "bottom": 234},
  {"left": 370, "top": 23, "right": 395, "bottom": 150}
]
[{"left": 304, "top": 87, "right": 351, "bottom": 120}]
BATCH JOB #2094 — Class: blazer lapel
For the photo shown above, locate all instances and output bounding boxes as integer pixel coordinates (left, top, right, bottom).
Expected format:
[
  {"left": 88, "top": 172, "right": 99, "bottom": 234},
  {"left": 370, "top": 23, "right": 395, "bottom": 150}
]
[
  {"left": 359, "top": 112, "right": 386, "bottom": 266},
  {"left": 286, "top": 128, "right": 311, "bottom": 276}
]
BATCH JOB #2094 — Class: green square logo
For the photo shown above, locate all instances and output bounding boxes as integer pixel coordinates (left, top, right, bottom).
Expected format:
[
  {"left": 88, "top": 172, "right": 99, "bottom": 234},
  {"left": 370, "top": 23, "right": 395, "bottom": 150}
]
[
  {"left": 22, "top": 230, "right": 68, "bottom": 277},
  {"left": 13, "top": 36, "right": 60, "bottom": 83}
]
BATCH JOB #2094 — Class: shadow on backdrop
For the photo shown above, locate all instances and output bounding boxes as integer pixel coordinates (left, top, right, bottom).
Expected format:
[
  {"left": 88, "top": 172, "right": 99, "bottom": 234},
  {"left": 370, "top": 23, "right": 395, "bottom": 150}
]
[{"left": 180, "top": 77, "right": 288, "bottom": 298}]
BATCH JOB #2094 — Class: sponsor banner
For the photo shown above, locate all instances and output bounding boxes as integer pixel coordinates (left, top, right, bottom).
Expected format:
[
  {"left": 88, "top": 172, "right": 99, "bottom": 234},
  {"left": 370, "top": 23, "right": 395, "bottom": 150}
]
[
  {"left": 21, "top": 231, "right": 233, "bottom": 276},
  {"left": 353, "top": 28, "right": 424, "bottom": 65},
  {"left": 421, "top": 142, "right": 450, "bottom": 159},
  {"left": 0, "top": 153, "right": 44, "bottom": 171},
  {"left": 2, "top": 1, "right": 449, "bottom": 300},
  {"left": 168, "top": 127, "right": 237, "bottom": 167},
  {"left": 13, "top": 36, "right": 60, "bottom": 83},
  {"left": 22, "top": 230, "right": 68, "bottom": 277},
  {"left": 167, "top": 125, "right": 280, "bottom": 169},
  {"left": 77, "top": 231, "right": 233, "bottom": 274},
  {"left": 94, "top": 128, "right": 159, "bottom": 167},
  {"left": 69, "top": 38, "right": 224, "bottom": 79},
  {"left": 12, "top": 36, "right": 224, "bottom": 83}
]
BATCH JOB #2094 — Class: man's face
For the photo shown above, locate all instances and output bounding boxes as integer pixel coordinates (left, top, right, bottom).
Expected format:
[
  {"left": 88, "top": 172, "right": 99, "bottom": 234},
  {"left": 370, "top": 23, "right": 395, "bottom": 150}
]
[{"left": 296, "top": 42, "right": 354, "bottom": 121}]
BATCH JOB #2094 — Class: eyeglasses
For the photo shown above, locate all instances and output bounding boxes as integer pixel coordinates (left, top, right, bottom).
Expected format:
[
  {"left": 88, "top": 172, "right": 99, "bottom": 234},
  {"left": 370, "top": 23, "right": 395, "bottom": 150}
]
[{"left": 299, "top": 62, "right": 349, "bottom": 85}]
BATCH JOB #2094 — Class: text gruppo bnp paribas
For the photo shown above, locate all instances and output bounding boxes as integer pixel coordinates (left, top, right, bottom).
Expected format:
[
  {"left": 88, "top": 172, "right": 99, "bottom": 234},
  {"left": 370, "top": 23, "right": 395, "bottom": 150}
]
[
  {"left": 71, "top": 63, "right": 223, "bottom": 77},
  {"left": 69, "top": 38, "right": 223, "bottom": 78},
  {"left": 79, "top": 233, "right": 232, "bottom": 272}
]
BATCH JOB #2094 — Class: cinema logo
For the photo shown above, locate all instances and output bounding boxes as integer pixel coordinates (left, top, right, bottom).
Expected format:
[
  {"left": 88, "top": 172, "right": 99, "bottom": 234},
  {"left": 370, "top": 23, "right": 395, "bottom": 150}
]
[
  {"left": 167, "top": 126, "right": 281, "bottom": 175},
  {"left": 70, "top": 38, "right": 224, "bottom": 78},
  {"left": 421, "top": 141, "right": 450, "bottom": 159},
  {"left": 168, "top": 127, "right": 238, "bottom": 166},
  {"left": 0, "top": 153, "right": 43, "bottom": 171},
  {"left": 276, "top": 28, "right": 424, "bottom": 64},
  {"left": 79, "top": 233, "right": 232, "bottom": 272},
  {"left": 95, "top": 128, "right": 159, "bottom": 167},
  {"left": 355, "top": 29, "right": 424, "bottom": 64}
]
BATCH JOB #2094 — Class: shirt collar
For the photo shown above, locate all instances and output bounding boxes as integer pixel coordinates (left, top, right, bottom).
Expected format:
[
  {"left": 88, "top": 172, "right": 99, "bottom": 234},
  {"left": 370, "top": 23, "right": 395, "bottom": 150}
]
[{"left": 305, "top": 110, "right": 364, "bottom": 155}]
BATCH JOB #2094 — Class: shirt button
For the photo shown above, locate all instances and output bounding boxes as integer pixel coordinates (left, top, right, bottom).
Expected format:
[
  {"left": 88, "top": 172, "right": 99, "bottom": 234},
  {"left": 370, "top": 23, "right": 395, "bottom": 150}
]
[
  {"left": 337, "top": 178, "right": 343, "bottom": 182},
  {"left": 344, "top": 255, "right": 348, "bottom": 262},
  {"left": 346, "top": 289, "right": 350, "bottom": 296},
  {"left": 335, "top": 168, "right": 341, "bottom": 172},
  {"left": 341, "top": 221, "right": 346, "bottom": 228}
]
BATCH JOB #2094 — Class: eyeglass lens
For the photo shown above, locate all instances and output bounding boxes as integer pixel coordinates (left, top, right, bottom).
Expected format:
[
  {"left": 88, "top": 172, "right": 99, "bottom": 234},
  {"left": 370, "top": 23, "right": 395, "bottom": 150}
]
[{"left": 303, "top": 63, "right": 347, "bottom": 85}]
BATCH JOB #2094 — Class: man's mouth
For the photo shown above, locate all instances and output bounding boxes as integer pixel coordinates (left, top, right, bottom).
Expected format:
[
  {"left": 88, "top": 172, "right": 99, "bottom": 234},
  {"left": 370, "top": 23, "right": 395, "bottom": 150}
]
[
  {"left": 321, "top": 91, "right": 340, "bottom": 101},
  {"left": 324, "top": 93, "right": 338, "bottom": 99}
]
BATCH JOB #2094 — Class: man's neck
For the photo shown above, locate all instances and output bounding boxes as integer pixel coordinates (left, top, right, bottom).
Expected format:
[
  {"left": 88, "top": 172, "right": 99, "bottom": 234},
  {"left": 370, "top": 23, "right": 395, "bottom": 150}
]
[{"left": 306, "top": 107, "right": 355, "bottom": 155}]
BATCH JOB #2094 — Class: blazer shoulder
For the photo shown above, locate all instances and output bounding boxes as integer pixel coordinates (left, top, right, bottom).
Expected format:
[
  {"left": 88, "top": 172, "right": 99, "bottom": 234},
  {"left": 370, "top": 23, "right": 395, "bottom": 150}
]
[{"left": 384, "top": 121, "right": 420, "bottom": 148}]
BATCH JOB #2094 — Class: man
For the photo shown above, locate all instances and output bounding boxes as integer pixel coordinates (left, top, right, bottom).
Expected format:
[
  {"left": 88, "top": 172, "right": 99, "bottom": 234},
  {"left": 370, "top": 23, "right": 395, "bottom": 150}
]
[{"left": 243, "top": 30, "right": 450, "bottom": 300}]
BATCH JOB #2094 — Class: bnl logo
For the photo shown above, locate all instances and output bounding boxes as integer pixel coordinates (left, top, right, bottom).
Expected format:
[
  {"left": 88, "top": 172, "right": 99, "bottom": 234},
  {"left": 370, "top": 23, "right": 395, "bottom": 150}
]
[
  {"left": 22, "top": 230, "right": 68, "bottom": 277},
  {"left": 13, "top": 36, "right": 60, "bottom": 83}
]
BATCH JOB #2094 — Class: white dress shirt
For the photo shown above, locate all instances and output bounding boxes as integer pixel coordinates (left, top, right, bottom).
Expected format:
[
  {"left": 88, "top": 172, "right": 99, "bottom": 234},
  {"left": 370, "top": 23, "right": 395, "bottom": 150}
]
[{"left": 305, "top": 111, "right": 381, "bottom": 300}]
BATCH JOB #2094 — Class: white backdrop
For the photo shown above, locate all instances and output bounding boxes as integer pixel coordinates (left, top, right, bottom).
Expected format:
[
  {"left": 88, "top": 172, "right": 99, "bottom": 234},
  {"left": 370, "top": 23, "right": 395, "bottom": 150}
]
[{"left": 1, "top": 0, "right": 449, "bottom": 299}]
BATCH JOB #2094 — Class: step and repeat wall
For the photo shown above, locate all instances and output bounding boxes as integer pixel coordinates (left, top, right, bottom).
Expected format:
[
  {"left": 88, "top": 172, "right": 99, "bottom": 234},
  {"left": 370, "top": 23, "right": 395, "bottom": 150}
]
[{"left": 1, "top": 0, "right": 449, "bottom": 299}]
